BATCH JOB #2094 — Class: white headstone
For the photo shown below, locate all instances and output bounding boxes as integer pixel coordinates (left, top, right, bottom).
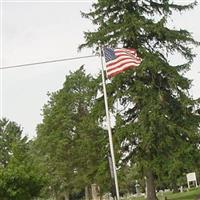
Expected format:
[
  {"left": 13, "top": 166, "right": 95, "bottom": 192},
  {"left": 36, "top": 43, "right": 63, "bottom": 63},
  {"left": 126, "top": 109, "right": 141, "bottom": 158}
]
[
  {"left": 91, "top": 184, "right": 101, "bottom": 200},
  {"left": 186, "top": 172, "right": 198, "bottom": 188}
]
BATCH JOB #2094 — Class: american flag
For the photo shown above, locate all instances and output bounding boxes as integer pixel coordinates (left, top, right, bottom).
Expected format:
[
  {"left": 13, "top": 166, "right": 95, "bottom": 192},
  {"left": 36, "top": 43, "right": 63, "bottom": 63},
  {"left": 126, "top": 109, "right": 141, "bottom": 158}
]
[{"left": 103, "top": 47, "right": 142, "bottom": 78}]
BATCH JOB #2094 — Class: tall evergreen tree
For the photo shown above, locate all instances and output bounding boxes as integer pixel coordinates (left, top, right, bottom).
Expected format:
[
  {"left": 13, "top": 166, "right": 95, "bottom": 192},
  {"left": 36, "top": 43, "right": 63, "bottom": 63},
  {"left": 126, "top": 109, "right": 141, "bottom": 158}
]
[
  {"left": 81, "top": 1, "right": 200, "bottom": 199},
  {"left": 35, "top": 67, "right": 111, "bottom": 199}
]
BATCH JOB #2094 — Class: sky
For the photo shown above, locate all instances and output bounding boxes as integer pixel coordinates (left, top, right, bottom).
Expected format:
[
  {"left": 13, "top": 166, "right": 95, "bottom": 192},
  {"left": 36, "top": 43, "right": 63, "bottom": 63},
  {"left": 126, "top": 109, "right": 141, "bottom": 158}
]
[{"left": 1, "top": 0, "right": 200, "bottom": 139}]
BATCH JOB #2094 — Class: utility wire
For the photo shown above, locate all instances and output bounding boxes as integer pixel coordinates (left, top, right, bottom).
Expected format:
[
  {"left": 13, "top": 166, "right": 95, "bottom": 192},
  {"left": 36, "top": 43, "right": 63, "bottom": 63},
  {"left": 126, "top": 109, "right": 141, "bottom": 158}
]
[{"left": 0, "top": 55, "right": 98, "bottom": 70}]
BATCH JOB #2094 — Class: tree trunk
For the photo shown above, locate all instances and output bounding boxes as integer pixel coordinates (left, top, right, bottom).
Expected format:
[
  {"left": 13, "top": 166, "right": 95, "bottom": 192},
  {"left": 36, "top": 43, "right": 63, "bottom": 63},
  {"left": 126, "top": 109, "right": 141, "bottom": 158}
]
[
  {"left": 172, "top": 182, "right": 179, "bottom": 193},
  {"left": 146, "top": 170, "right": 157, "bottom": 200},
  {"left": 59, "top": 191, "right": 69, "bottom": 200},
  {"left": 63, "top": 191, "right": 69, "bottom": 200},
  {"left": 85, "top": 186, "right": 91, "bottom": 200}
]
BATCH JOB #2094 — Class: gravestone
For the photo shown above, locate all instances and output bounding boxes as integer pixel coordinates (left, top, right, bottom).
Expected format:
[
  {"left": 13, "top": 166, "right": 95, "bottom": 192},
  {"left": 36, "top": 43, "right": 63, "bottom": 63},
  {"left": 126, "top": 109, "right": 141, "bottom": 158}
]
[
  {"left": 91, "top": 184, "right": 101, "bottom": 200},
  {"left": 186, "top": 172, "right": 198, "bottom": 188},
  {"left": 135, "top": 180, "right": 141, "bottom": 196},
  {"left": 85, "top": 186, "right": 91, "bottom": 200}
]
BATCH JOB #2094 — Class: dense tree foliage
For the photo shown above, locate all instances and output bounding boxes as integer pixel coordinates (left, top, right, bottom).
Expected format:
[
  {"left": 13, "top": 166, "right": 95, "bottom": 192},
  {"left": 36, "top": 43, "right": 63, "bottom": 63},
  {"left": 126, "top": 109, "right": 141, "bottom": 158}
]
[
  {"left": 0, "top": 118, "right": 44, "bottom": 200},
  {"left": 35, "top": 67, "right": 112, "bottom": 199},
  {"left": 1, "top": 2, "right": 200, "bottom": 199},
  {"left": 81, "top": 1, "right": 200, "bottom": 199}
]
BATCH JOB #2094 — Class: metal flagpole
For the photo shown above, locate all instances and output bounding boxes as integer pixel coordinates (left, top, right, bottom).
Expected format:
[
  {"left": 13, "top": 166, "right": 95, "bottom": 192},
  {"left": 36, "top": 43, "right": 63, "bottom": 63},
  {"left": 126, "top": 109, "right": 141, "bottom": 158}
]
[{"left": 99, "top": 47, "right": 120, "bottom": 200}]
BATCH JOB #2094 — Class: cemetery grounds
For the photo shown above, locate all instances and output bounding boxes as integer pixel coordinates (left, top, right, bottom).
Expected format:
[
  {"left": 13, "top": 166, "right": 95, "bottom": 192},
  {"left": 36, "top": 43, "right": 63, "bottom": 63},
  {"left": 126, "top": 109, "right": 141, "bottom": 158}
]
[{"left": 130, "top": 187, "right": 200, "bottom": 200}]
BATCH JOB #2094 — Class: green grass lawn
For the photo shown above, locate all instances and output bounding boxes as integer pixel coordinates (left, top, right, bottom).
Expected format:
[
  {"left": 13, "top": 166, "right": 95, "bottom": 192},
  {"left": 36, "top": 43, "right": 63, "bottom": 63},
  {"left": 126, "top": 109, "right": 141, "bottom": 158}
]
[
  {"left": 131, "top": 187, "right": 200, "bottom": 200},
  {"left": 163, "top": 187, "right": 200, "bottom": 200}
]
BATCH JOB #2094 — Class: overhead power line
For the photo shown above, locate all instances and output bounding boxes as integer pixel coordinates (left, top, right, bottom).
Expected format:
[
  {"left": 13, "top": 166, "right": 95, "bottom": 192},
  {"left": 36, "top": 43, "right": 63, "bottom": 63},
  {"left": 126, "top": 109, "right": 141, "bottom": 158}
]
[{"left": 0, "top": 55, "right": 98, "bottom": 70}]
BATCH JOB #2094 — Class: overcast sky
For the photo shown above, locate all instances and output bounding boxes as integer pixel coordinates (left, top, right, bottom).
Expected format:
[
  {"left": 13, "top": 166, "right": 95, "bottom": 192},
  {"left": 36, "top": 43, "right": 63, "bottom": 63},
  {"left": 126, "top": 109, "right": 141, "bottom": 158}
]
[{"left": 1, "top": 0, "right": 200, "bottom": 138}]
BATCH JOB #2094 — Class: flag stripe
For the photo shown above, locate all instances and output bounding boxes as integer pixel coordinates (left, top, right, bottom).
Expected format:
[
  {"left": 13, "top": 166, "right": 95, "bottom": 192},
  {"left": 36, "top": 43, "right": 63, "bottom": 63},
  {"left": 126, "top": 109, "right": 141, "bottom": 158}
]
[
  {"left": 107, "top": 60, "right": 141, "bottom": 71},
  {"left": 115, "top": 48, "right": 136, "bottom": 54},
  {"left": 107, "top": 63, "right": 138, "bottom": 77},
  {"left": 115, "top": 50, "right": 136, "bottom": 55},
  {"left": 107, "top": 57, "right": 141, "bottom": 68}
]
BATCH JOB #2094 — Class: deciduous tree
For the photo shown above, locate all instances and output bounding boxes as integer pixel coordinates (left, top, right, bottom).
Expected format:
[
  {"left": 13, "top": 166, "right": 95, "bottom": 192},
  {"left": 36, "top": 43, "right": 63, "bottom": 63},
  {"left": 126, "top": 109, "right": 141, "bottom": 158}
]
[{"left": 0, "top": 118, "right": 44, "bottom": 200}]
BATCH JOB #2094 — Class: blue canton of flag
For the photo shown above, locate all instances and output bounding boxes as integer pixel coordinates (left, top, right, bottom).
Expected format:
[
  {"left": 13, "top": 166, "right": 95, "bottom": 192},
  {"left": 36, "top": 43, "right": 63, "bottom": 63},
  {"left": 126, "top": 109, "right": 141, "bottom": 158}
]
[{"left": 104, "top": 48, "right": 117, "bottom": 62}]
